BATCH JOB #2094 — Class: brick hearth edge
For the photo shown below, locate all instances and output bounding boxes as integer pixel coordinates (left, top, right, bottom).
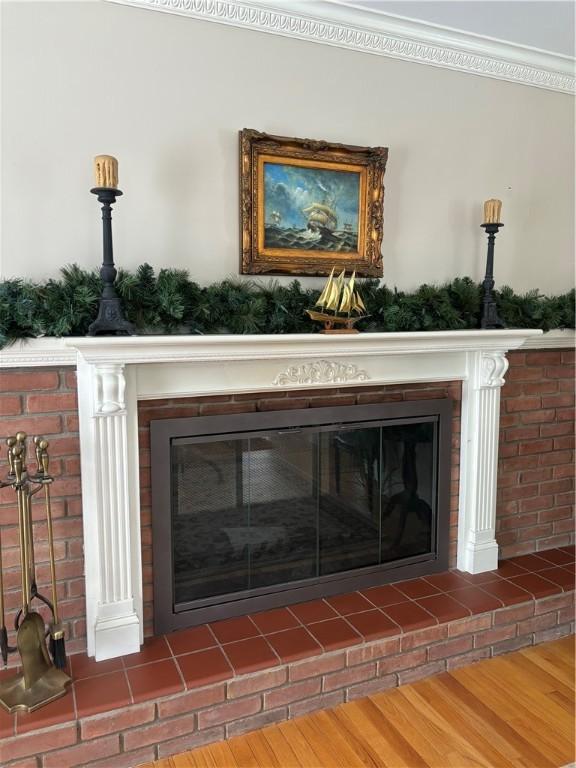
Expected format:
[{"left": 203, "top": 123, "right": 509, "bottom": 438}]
[{"left": 0, "top": 557, "right": 573, "bottom": 768}]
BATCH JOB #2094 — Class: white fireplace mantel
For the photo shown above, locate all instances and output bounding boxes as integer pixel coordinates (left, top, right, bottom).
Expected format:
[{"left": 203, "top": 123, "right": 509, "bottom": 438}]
[{"left": 3, "top": 328, "right": 566, "bottom": 660}]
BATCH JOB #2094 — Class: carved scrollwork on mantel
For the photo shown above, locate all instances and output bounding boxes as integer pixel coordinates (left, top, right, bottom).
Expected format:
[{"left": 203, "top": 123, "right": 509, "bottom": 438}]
[
  {"left": 273, "top": 359, "right": 370, "bottom": 386},
  {"left": 480, "top": 351, "right": 509, "bottom": 389}
]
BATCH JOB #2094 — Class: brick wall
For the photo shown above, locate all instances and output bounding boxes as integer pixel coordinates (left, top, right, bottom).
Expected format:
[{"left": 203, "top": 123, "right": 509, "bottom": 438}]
[
  {"left": 138, "top": 381, "right": 462, "bottom": 638},
  {"left": 497, "top": 349, "right": 575, "bottom": 559},
  {"left": 0, "top": 368, "right": 85, "bottom": 659}
]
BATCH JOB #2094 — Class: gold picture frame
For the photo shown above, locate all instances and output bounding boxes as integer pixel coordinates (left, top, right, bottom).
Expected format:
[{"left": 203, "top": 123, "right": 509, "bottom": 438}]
[{"left": 240, "top": 129, "right": 388, "bottom": 277}]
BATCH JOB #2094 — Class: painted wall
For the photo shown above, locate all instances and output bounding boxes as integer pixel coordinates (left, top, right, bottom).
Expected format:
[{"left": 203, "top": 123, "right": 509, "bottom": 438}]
[{"left": 1, "top": 1, "right": 574, "bottom": 292}]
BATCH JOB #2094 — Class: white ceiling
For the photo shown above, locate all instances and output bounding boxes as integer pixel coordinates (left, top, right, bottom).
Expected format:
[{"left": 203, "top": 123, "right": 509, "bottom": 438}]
[{"left": 338, "top": 1, "right": 575, "bottom": 56}]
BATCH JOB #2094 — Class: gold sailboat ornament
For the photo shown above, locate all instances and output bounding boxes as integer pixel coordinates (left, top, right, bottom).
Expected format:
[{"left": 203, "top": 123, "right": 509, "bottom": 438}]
[{"left": 306, "top": 268, "right": 367, "bottom": 334}]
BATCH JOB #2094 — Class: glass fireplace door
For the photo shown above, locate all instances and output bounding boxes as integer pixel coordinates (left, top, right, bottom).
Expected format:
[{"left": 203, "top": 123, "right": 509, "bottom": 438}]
[{"left": 170, "top": 418, "right": 437, "bottom": 611}]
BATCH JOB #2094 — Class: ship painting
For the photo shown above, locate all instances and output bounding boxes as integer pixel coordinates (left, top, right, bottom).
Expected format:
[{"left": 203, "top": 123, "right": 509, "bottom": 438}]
[
  {"left": 263, "top": 162, "right": 360, "bottom": 253},
  {"left": 306, "top": 268, "right": 367, "bottom": 333}
]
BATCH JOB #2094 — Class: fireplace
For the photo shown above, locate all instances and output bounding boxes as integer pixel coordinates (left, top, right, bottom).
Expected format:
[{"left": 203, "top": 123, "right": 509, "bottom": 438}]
[
  {"left": 2, "top": 329, "right": 543, "bottom": 659},
  {"left": 151, "top": 399, "right": 452, "bottom": 631}
]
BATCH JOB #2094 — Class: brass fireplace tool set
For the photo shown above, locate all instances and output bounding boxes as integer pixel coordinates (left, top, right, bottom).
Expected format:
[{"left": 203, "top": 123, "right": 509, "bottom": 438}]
[{"left": 0, "top": 433, "right": 71, "bottom": 713}]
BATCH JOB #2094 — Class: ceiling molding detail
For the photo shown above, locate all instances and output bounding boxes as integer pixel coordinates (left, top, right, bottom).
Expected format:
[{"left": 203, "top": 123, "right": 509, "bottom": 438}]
[{"left": 107, "top": 0, "right": 574, "bottom": 94}]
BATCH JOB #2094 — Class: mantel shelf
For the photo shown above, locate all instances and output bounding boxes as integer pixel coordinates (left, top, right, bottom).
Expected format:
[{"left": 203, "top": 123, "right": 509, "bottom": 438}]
[{"left": 2, "top": 328, "right": 572, "bottom": 369}]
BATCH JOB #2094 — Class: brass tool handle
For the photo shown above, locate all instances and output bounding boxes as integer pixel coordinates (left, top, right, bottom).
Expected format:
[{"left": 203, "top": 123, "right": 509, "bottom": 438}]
[
  {"left": 16, "top": 432, "right": 27, "bottom": 471},
  {"left": 6, "top": 437, "right": 16, "bottom": 478},
  {"left": 34, "top": 436, "right": 43, "bottom": 478}
]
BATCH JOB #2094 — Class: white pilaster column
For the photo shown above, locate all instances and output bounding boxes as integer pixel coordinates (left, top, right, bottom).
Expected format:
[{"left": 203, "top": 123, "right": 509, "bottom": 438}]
[
  {"left": 458, "top": 350, "right": 509, "bottom": 573},
  {"left": 77, "top": 357, "right": 142, "bottom": 660}
]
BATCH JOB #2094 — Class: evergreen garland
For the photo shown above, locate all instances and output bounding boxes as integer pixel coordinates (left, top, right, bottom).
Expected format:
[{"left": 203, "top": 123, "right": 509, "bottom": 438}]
[{"left": 0, "top": 264, "right": 573, "bottom": 348}]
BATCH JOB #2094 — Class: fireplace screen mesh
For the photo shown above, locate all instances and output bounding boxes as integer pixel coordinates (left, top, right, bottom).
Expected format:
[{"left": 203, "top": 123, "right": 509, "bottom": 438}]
[{"left": 170, "top": 420, "right": 436, "bottom": 607}]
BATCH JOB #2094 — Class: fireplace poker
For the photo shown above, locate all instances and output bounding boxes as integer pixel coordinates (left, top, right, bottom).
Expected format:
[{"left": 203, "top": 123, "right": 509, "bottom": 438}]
[
  {"left": 0, "top": 438, "right": 17, "bottom": 666},
  {"left": 38, "top": 438, "right": 66, "bottom": 669},
  {"left": 17, "top": 433, "right": 37, "bottom": 605}
]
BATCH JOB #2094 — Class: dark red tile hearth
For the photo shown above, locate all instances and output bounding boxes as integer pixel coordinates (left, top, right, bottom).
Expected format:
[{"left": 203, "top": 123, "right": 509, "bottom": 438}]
[
  {"left": 563, "top": 563, "right": 576, "bottom": 576},
  {"left": 416, "top": 594, "right": 470, "bottom": 622},
  {"left": 165, "top": 625, "right": 216, "bottom": 656},
  {"left": 16, "top": 688, "right": 75, "bottom": 734},
  {"left": 507, "top": 553, "right": 554, "bottom": 573},
  {"left": 361, "top": 584, "right": 407, "bottom": 608},
  {"left": 176, "top": 647, "right": 233, "bottom": 688},
  {"left": 423, "top": 571, "right": 471, "bottom": 591},
  {"left": 494, "top": 561, "right": 528, "bottom": 579},
  {"left": 448, "top": 586, "right": 503, "bottom": 614},
  {"left": 209, "top": 616, "right": 260, "bottom": 644},
  {"left": 477, "top": 579, "right": 533, "bottom": 606},
  {"left": 560, "top": 545, "right": 575, "bottom": 558},
  {"left": 122, "top": 635, "right": 172, "bottom": 669},
  {"left": 75, "top": 670, "right": 131, "bottom": 718},
  {"left": 537, "top": 548, "right": 575, "bottom": 567},
  {"left": 0, "top": 706, "right": 14, "bottom": 739},
  {"left": 266, "top": 627, "right": 322, "bottom": 662},
  {"left": 396, "top": 578, "right": 440, "bottom": 600},
  {"left": 250, "top": 608, "right": 300, "bottom": 634},
  {"left": 127, "top": 658, "right": 184, "bottom": 703},
  {"left": 345, "top": 609, "right": 400, "bottom": 640},
  {"left": 326, "top": 592, "right": 374, "bottom": 615},
  {"left": 223, "top": 637, "right": 278, "bottom": 674},
  {"left": 289, "top": 600, "right": 338, "bottom": 624},
  {"left": 382, "top": 601, "right": 437, "bottom": 632},
  {"left": 508, "top": 573, "right": 561, "bottom": 599},
  {"left": 538, "top": 567, "right": 575, "bottom": 590},
  {"left": 70, "top": 652, "right": 124, "bottom": 680},
  {"left": 306, "top": 618, "right": 362, "bottom": 651}
]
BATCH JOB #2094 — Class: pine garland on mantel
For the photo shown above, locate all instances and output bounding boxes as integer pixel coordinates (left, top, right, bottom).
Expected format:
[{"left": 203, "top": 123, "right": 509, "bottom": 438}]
[{"left": 0, "top": 264, "right": 573, "bottom": 347}]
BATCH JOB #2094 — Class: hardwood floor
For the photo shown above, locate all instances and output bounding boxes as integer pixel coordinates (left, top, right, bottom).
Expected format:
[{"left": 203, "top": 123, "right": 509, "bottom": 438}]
[{"left": 150, "top": 636, "right": 575, "bottom": 768}]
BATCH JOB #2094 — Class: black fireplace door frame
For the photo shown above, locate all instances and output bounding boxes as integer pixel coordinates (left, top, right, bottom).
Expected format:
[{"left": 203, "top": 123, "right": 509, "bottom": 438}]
[{"left": 151, "top": 399, "right": 452, "bottom": 633}]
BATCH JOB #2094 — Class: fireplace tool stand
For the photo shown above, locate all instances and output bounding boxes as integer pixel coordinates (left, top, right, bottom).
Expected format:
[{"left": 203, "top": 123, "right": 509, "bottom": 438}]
[{"left": 0, "top": 434, "right": 71, "bottom": 713}]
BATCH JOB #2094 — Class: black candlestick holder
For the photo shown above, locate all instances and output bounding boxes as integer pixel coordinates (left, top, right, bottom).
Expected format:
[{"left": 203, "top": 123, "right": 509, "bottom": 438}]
[
  {"left": 88, "top": 187, "right": 135, "bottom": 336},
  {"left": 480, "top": 222, "right": 505, "bottom": 330}
]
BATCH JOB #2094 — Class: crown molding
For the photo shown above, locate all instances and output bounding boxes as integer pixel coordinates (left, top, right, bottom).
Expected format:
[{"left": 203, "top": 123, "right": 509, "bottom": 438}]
[{"left": 106, "top": 0, "right": 574, "bottom": 94}]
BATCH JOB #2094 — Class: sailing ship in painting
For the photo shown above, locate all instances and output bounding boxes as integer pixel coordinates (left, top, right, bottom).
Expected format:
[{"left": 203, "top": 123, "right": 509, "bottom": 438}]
[
  {"left": 268, "top": 210, "right": 282, "bottom": 227},
  {"left": 306, "top": 268, "right": 367, "bottom": 333},
  {"left": 263, "top": 163, "right": 360, "bottom": 253},
  {"left": 302, "top": 202, "right": 338, "bottom": 234}
]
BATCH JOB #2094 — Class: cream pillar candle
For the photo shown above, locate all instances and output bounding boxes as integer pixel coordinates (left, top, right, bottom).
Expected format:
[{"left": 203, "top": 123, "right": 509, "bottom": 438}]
[
  {"left": 483, "top": 198, "right": 502, "bottom": 224},
  {"left": 93, "top": 155, "right": 119, "bottom": 189}
]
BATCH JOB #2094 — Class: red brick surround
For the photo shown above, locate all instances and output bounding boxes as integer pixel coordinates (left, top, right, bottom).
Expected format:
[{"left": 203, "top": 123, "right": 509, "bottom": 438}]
[
  {"left": 0, "top": 349, "right": 573, "bottom": 656},
  {"left": 0, "top": 549, "right": 573, "bottom": 768},
  {"left": 497, "top": 349, "right": 575, "bottom": 559},
  {"left": 138, "top": 381, "right": 462, "bottom": 639},
  {"left": 0, "top": 368, "right": 85, "bottom": 658}
]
